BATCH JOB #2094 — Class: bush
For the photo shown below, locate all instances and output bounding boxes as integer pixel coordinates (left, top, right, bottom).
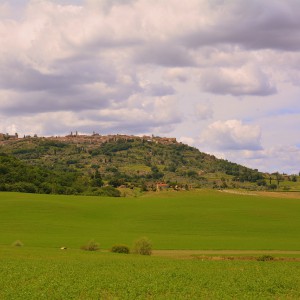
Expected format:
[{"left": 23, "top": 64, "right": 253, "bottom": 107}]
[
  {"left": 133, "top": 237, "right": 152, "bottom": 255},
  {"left": 257, "top": 255, "right": 274, "bottom": 261},
  {"left": 81, "top": 240, "right": 100, "bottom": 251},
  {"left": 12, "top": 240, "right": 23, "bottom": 247},
  {"left": 10, "top": 182, "right": 37, "bottom": 193},
  {"left": 111, "top": 244, "right": 130, "bottom": 254},
  {"left": 98, "top": 186, "right": 121, "bottom": 197},
  {"left": 268, "top": 184, "right": 277, "bottom": 190}
]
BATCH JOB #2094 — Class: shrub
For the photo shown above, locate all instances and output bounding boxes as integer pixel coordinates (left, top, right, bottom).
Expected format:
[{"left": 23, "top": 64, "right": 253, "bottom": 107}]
[
  {"left": 133, "top": 237, "right": 152, "bottom": 255},
  {"left": 257, "top": 255, "right": 274, "bottom": 261},
  {"left": 268, "top": 184, "right": 277, "bottom": 190},
  {"left": 111, "top": 244, "right": 130, "bottom": 254},
  {"left": 98, "top": 186, "right": 121, "bottom": 197},
  {"left": 10, "top": 182, "right": 37, "bottom": 193},
  {"left": 81, "top": 240, "right": 100, "bottom": 251},
  {"left": 12, "top": 240, "right": 23, "bottom": 247}
]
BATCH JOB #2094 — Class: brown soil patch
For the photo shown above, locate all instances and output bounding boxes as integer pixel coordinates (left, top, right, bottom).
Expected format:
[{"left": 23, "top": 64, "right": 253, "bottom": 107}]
[
  {"left": 152, "top": 250, "right": 300, "bottom": 261},
  {"left": 256, "top": 191, "right": 300, "bottom": 199},
  {"left": 220, "top": 190, "right": 300, "bottom": 199}
]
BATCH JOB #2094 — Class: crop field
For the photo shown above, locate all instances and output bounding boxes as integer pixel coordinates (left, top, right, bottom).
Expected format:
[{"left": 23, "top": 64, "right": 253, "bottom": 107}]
[
  {"left": 0, "top": 190, "right": 300, "bottom": 299},
  {"left": 0, "top": 246, "right": 299, "bottom": 299},
  {"left": 1, "top": 190, "right": 300, "bottom": 250}
]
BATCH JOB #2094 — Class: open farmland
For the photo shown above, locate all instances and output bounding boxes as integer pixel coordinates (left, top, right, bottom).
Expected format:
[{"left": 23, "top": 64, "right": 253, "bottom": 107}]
[
  {"left": 1, "top": 190, "right": 300, "bottom": 299},
  {"left": 0, "top": 190, "right": 300, "bottom": 250},
  {"left": 0, "top": 246, "right": 299, "bottom": 299}
]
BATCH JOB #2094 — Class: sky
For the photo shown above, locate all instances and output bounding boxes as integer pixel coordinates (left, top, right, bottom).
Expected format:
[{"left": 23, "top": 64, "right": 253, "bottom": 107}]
[{"left": 0, "top": 0, "right": 300, "bottom": 174}]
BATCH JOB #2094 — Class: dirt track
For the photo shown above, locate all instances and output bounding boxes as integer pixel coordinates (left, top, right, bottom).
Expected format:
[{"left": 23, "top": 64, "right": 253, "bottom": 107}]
[
  {"left": 220, "top": 190, "right": 300, "bottom": 199},
  {"left": 153, "top": 250, "right": 300, "bottom": 260}
]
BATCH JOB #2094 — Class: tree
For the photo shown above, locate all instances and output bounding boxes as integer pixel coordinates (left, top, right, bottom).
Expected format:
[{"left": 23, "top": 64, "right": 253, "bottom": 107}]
[
  {"left": 273, "top": 172, "right": 283, "bottom": 186},
  {"left": 291, "top": 175, "right": 297, "bottom": 182},
  {"left": 91, "top": 170, "right": 103, "bottom": 187}
]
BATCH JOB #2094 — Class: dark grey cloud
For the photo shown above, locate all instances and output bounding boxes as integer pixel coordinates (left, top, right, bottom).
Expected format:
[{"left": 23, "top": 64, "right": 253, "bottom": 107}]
[
  {"left": 89, "top": 0, "right": 137, "bottom": 13},
  {"left": 134, "top": 42, "right": 195, "bottom": 67},
  {"left": 38, "top": 104, "right": 182, "bottom": 136},
  {"left": 145, "top": 83, "right": 175, "bottom": 97},
  {"left": 0, "top": 92, "right": 109, "bottom": 115},
  {"left": 181, "top": 1, "right": 300, "bottom": 51},
  {"left": 0, "top": 58, "right": 117, "bottom": 93},
  {"left": 0, "top": 80, "right": 143, "bottom": 115},
  {"left": 0, "top": 53, "right": 144, "bottom": 116}
]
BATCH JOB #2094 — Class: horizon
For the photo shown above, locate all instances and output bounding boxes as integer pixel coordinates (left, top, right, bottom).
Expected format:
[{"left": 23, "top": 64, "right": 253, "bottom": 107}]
[{"left": 0, "top": 0, "right": 299, "bottom": 174}]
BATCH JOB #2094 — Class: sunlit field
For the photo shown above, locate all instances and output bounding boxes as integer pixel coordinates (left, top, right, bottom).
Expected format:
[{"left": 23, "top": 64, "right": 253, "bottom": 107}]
[
  {"left": 1, "top": 190, "right": 300, "bottom": 299},
  {"left": 1, "top": 190, "right": 300, "bottom": 250}
]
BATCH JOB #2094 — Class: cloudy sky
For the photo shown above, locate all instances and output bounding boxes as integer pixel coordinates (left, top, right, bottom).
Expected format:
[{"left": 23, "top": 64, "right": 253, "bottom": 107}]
[{"left": 1, "top": 0, "right": 300, "bottom": 174}]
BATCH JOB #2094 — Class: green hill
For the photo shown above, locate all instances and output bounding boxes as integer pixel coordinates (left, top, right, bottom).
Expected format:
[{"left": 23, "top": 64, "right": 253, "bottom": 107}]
[{"left": 0, "top": 134, "right": 298, "bottom": 195}]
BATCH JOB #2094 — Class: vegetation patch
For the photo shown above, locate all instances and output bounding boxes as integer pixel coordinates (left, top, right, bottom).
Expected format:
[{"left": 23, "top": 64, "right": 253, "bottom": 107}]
[
  {"left": 11, "top": 240, "right": 23, "bottom": 247},
  {"left": 2, "top": 136, "right": 298, "bottom": 197},
  {"left": 81, "top": 240, "right": 100, "bottom": 251},
  {"left": 133, "top": 237, "right": 152, "bottom": 255},
  {"left": 257, "top": 255, "right": 275, "bottom": 261},
  {"left": 111, "top": 244, "right": 130, "bottom": 254}
]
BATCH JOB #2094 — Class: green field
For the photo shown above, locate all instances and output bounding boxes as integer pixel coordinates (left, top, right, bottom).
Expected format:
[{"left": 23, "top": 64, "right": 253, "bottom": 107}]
[
  {"left": 1, "top": 246, "right": 300, "bottom": 299},
  {"left": 1, "top": 190, "right": 300, "bottom": 250},
  {"left": 1, "top": 190, "right": 300, "bottom": 299}
]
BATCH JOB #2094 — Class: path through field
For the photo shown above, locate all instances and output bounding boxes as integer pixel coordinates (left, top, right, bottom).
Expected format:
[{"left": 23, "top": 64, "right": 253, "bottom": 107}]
[{"left": 153, "top": 250, "right": 300, "bottom": 260}]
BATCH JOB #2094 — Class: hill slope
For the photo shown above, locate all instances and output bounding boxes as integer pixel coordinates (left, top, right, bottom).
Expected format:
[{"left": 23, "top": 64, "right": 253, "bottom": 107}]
[{"left": 0, "top": 133, "right": 271, "bottom": 195}]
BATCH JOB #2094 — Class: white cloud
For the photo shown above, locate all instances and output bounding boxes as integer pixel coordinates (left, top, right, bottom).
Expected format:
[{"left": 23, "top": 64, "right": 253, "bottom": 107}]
[
  {"left": 199, "top": 64, "right": 276, "bottom": 96},
  {"left": 224, "top": 146, "right": 300, "bottom": 175},
  {"left": 164, "top": 68, "right": 189, "bottom": 82},
  {"left": 200, "top": 120, "right": 262, "bottom": 151},
  {"left": 178, "top": 136, "right": 195, "bottom": 146}
]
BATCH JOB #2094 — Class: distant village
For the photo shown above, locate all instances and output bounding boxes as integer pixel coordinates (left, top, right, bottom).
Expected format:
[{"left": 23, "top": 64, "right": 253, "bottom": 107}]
[{"left": 0, "top": 132, "right": 178, "bottom": 146}]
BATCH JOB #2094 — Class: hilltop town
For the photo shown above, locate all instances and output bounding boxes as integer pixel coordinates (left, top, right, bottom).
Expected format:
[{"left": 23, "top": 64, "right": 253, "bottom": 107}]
[{"left": 0, "top": 132, "right": 177, "bottom": 146}]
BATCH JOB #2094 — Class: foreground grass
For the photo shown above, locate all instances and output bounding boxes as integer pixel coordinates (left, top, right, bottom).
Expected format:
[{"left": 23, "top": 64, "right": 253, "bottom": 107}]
[
  {"left": 0, "top": 246, "right": 299, "bottom": 299},
  {"left": 1, "top": 191, "right": 300, "bottom": 299}
]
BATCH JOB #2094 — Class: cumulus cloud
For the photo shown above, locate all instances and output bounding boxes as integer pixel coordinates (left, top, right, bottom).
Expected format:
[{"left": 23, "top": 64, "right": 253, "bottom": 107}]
[
  {"left": 0, "top": 0, "right": 191, "bottom": 134},
  {"left": 224, "top": 146, "right": 300, "bottom": 174},
  {"left": 0, "top": 94, "right": 181, "bottom": 136},
  {"left": 199, "top": 65, "right": 277, "bottom": 96},
  {"left": 200, "top": 120, "right": 262, "bottom": 151}
]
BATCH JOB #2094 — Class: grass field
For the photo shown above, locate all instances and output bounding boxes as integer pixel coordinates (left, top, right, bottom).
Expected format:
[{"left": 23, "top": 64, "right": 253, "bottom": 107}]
[
  {"left": 1, "top": 190, "right": 300, "bottom": 250},
  {"left": 1, "top": 190, "right": 300, "bottom": 299},
  {"left": 0, "top": 246, "right": 300, "bottom": 299}
]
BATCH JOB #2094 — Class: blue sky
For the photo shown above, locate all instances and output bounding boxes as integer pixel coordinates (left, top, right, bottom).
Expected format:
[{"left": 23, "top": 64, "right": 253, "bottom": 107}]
[{"left": 0, "top": 0, "right": 300, "bottom": 174}]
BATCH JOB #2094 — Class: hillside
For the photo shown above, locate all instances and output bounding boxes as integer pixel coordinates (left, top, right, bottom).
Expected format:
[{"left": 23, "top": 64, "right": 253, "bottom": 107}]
[{"left": 0, "top": 133, "right": 298, "bottom": 195}]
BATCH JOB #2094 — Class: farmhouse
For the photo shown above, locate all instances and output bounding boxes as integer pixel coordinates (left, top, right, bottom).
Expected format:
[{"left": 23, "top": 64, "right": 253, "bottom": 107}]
[{"left": 156, "top": 182, "right": 169, "bottom": 191}]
